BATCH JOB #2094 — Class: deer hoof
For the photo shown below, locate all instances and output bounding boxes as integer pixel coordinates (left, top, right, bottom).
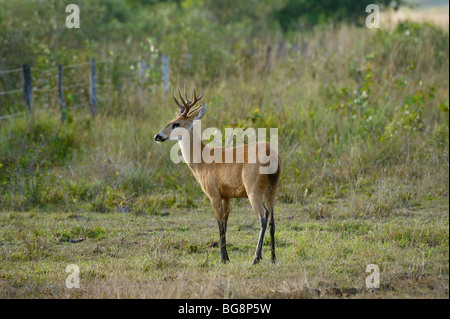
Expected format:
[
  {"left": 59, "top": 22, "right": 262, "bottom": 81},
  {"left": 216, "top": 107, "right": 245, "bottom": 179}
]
[
  {"left": 221, "top": 254, "right": 230, "bottom": 264},
  {"left": 252, "top": 256, "right": 262, "bottom": 265}
]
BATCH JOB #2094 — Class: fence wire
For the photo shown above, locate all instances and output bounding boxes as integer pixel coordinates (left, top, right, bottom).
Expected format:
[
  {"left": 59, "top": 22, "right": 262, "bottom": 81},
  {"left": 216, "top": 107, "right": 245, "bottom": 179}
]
[
  {"left": 0, "top": 67, "right": 22, "bottom": 75},
  {"left": 0, "top": 89, "right": 22, "bottom": 96},
  {"left": 0, "top": 112, "right": 24, "bottom": 120},
  {"left": 0, "top": 57, "right": 156, "bottom": 120}
]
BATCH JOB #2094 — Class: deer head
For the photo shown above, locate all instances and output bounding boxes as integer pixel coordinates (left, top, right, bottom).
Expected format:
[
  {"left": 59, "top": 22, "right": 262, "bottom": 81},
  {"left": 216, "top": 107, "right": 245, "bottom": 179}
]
[{"left": 154, "top": 84, "right": 206, "bottom": 143}]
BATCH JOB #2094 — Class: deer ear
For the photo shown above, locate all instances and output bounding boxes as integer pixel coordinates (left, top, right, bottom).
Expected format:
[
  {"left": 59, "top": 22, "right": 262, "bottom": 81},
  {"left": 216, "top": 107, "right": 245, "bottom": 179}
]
[{"left": 195, "top": 104, "right": 207, "bottom": 120}]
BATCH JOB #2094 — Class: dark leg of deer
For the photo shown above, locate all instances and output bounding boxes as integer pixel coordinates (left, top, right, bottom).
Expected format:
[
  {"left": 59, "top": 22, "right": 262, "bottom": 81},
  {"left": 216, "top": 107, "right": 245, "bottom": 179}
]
[
  {"left": 211, "top": 197, "right": 230, "bottom": 263},
  {"left": 252, "top": 203, "right": 270, "bottom": 265},
  {"left": 218, "top": 219, "right": 229, "bottom": 263},
  {"left": 269, "top": 208, "right": 276, "bottom": 263}
]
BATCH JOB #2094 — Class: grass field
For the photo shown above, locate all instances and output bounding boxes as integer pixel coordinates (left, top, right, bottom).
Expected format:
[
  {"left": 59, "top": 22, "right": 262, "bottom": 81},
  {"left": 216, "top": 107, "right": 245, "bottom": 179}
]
[
  {"left": 385, "top": 3, "right": 449, "bottom": 29},
  {"left": 0, "top": 199, "right": 448, "bottom": 298},
  {"left": 0, "top": 2, "right": 449, "bottom": 299}
]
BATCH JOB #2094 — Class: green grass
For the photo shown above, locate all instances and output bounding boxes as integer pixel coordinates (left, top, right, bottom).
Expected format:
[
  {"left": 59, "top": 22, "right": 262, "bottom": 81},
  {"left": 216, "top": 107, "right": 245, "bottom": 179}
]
[
  {"left": 0, "top": 200, "right": 447, "bottom": 298},
  {"left": 2, "top": 22, "right": 448, "bottom": 211},
  {"left": 0, "top": 18, "right": 448, "bottom": 298}
]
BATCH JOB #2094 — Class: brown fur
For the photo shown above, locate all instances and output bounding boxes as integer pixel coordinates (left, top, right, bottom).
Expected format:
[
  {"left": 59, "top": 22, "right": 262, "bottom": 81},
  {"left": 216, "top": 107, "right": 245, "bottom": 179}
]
[{"left": 155, "top": 98, "right": 282, "bottom": 264}]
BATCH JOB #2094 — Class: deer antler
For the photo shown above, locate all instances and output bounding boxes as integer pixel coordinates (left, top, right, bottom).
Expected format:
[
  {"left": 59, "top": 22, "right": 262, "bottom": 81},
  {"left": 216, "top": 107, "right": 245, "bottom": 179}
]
[
  {"left": 172, "top": 84, "right": 204, "bottom": 117},
  {"left": 172, "top": 88, "right": 185, "bottom": 114}
]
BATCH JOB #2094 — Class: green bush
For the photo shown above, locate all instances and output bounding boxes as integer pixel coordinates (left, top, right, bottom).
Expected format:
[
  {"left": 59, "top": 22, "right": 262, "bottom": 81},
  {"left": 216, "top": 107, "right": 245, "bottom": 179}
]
[
  {"left": 274, "top": 0, "right": 405, "bottom": 31},
  {"left": 0, "top": 115, "right": 80, "bottom": 209}
]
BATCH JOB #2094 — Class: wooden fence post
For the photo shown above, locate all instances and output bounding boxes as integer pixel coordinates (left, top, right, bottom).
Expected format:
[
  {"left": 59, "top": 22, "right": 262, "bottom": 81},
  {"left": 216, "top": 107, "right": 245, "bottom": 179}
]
[
  {"left": 89, "top": 58, "right": 97, "bottom": 116},
  {"left": 277, "top": 42, "right": 287, "bottom": 64},
  {"left": 185, "top": 53, "right": 191, "bottom": 71},
  {"left": 138, "top": 59, "right": 148, "bottom": 85},
  {"left": 265, "top": 45, "right": 272, "bottom": 74},
  {"left": 161, "top": 55, "right": 169, "bottom": 94},
  {"left": 301, "top": 41, "right": 308, "bottom": 56},
  {"left": 22, "top": 64, "right": 33, "bottom": 123},
  {"left": 57, "top": 64, "right": 67, "bottom": 123}
]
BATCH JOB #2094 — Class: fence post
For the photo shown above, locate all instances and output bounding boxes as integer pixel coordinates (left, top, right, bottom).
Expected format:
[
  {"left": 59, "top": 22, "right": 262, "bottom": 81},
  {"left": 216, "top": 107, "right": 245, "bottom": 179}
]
[
  {"left": 265, "top": 45, "right": 272, "bottom": 74},
  {"left": 161, "top": 54, "right": 169, "bottom": 94},
  {"left": 301, "top": 41, "right": 308, "bottom": 56},
  {"left": 185, "top": 53, "right": 191, "bottom": 71},
  {"left": 22, "top": 64, "right": 33, "bottom": 123},
  {"left": 89, "top": 58, "right": 97, "bottom": 116},
  {"left": 138, "top": 59, "right": 148, "bottom": 85},
  {"left": 277, "top": 42, "right": 287, "bottom": 64},
  {"left": 57, "top": 65, "right": 67, "bottom": 123}
]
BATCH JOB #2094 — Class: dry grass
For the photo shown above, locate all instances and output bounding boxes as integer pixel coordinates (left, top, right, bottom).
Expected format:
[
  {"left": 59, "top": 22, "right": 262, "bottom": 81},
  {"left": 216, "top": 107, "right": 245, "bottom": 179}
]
[
  {"left": 383, "top": 5, "right": 449, "bottom": 30},
  {"left": 0, "top": 14, "right": 448, "bottom": 299},
  {"left": 0, "top": 198, "right": 448, "bottom": 298}
]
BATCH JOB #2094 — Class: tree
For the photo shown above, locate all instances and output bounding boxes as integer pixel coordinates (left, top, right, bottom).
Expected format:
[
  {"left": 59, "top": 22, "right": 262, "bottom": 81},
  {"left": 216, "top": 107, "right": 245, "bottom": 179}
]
[{"left": 274, "top": 0, "right": 405, "bottom": 32}]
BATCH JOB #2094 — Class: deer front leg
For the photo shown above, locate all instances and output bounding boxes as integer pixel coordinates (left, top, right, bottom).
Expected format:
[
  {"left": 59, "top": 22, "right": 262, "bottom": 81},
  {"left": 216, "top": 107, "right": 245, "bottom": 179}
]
[{"left": 210, "top": 197, "right": 230, "bottom": 263}]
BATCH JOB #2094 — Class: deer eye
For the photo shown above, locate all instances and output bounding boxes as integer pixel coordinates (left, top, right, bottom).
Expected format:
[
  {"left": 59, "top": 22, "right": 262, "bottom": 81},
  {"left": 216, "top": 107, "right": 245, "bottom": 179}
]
[{"left": 172, "top": 123, "right": 180, "bottom": 129}]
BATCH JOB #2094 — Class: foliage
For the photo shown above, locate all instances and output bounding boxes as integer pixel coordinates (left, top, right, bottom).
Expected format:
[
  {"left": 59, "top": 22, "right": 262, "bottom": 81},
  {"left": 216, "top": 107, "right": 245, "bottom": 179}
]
[
  {"left": 0, "top": 2, "right": 448, "bottom": 217},
  {"left": 0, "top": 116, "right": 80, "bottom": 209},
  {"left": 274, "top": 0, "right": 406, "bottom": 31},
  {"left": 0, "top": 0, "right": 448, "bottom": 299}
]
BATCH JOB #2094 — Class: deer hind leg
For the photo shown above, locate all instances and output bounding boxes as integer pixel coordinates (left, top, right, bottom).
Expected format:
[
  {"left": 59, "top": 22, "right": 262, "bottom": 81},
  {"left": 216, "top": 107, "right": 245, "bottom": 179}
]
[
  {"left": 248, "top": 192, "right": 270, "bottom": 265},
  {"left": 210, "top": 197, "right": 230, "bottom": 263},
  {"left": 264, "top": 187, "right": 277, "bottom": 263}
]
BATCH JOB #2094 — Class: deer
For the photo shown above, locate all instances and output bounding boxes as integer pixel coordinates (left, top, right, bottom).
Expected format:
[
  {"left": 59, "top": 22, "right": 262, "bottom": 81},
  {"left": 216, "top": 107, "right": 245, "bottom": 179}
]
[{"left": 154, "top": 85, "right": 282, "bottom": 264}]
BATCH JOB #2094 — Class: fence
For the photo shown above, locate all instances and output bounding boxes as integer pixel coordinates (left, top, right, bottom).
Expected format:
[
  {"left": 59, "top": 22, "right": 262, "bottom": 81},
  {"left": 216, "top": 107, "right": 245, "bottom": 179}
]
[
  {"left": 0, "top": 54, "right": 172, "bottom": 123},
  {"left": 0, "top": 41, "right": 308, "bottom": 123}
]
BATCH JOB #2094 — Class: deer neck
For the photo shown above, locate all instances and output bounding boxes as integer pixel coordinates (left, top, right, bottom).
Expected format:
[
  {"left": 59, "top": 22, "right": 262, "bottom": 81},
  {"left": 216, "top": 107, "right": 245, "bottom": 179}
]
[{"left": 178, "top": 127, "right": 207, "bottom": 171}]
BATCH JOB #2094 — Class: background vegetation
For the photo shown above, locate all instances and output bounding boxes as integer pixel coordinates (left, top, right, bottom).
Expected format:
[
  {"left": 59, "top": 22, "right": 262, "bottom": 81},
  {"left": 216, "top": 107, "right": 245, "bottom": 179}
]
[{"left": 0, "top": 0, "right": 448, "bottom": 298}]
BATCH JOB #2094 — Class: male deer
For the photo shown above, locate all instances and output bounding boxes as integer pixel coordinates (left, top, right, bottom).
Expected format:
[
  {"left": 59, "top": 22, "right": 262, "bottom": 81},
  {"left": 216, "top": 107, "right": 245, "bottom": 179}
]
[{"left": 154, "top": 86, "right": 282, "bottom": 264}]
